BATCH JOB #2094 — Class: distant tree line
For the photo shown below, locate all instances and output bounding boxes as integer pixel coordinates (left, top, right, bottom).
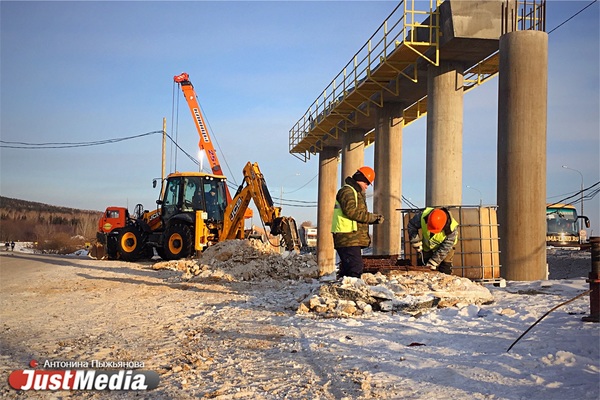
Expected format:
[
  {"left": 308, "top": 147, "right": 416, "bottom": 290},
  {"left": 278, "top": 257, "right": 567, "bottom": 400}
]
[{"left": 0, "top": 196, "right": 101, "bottom": 244}]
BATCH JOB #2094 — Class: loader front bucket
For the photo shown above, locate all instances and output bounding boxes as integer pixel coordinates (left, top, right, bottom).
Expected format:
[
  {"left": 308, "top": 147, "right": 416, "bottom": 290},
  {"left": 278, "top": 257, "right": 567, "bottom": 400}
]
[{"left": 89, "top": 241, "right": 107, "bottom": 259}]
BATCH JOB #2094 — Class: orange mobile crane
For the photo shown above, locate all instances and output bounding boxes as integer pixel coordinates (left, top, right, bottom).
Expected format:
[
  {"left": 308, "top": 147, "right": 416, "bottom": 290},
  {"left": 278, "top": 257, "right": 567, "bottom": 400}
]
[
  {"left": 93, "top": 74, "right": 300, "bottom": 261},
  {"left": 173, "top": 72, "right": 232, "bottom": 202}
]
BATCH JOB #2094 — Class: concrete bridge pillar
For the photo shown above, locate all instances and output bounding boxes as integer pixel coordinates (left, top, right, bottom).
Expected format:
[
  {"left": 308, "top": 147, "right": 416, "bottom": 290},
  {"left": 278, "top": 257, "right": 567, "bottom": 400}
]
[
  {"left": 373, "top": 103, "right": 403, "bottom": 256},
  {"left": 341, "top": 129, "right": 366, "bottom": 185},
  {"left": 426, "top": 61, "right": 464, "bottom": 207},
  {"left": 317, "top": 146, "right": 340, "bottom": 276},
  {"left": 498, "top": 30, "right": 548, "bottom": 281}
]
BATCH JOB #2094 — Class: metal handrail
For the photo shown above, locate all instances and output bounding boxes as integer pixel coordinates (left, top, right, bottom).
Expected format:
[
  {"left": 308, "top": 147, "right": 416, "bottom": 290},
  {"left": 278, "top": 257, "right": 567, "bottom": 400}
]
[
  {"left": 289, "top": 0, "right": 441, "bottom": 160},
  {"left": 289, "top": 0, "right": 546, "bottom": 161}
]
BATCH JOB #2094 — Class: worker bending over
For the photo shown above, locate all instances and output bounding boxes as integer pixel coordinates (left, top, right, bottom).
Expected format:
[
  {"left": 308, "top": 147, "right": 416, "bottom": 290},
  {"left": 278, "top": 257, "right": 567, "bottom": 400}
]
[{"left": 408, "top": 207, "right": 458, "bottom": 275}]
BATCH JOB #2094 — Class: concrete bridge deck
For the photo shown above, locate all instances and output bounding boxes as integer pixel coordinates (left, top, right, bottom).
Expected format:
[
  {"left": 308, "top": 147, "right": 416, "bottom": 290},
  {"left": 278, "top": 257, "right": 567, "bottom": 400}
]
[{"left": 289, "top": 0, "right": 542, "bottom": 160}]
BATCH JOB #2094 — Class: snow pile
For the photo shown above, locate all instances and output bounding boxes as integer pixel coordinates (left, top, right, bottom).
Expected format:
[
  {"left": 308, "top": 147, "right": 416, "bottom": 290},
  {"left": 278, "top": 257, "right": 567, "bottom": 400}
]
[
  {"left": 152, "top": 239, "right": 320, "bottom": 281},
  {"left": 299, "top": 271, "right": 495, "bottom": 318},
  {"left": 152, "top": 239, "right": 495, "bottom": 318}
]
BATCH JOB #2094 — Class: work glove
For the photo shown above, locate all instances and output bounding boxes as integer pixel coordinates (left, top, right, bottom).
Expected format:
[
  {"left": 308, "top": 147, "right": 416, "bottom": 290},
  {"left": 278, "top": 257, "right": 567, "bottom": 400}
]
[
  {"left": 410, "top": 238, "right": 422, "bottom": 253},
  {"left": 373, "top": 214, "right": 385, "bottom": 224},
  {"left": 427, "top": 258, "right": 439, "bottom": 271}
]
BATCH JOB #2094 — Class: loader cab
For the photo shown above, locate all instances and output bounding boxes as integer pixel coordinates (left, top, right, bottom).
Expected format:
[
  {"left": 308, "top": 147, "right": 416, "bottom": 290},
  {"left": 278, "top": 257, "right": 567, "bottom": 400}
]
[{"left": 160, "top": 172, "right": 228, "bottom": 222}]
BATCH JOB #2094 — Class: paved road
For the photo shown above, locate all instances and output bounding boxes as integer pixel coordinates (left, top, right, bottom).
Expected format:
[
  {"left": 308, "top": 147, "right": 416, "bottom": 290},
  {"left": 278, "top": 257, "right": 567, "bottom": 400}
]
[
  {"left": 547, "top": 249, "right": 592, "bottom": 280},
  {"left": 0, "top": 251, "right": 57, "bottom": 279}
]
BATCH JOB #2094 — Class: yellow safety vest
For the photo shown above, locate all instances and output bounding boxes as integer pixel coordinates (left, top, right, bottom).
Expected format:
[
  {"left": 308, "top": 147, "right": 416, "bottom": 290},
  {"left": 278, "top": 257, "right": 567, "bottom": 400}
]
[
  {"left": 420, "top": 207, "right": 458, "bottom": 251},
  {"left": 331, "top": 185, "right": 358, "bottom": 233}
]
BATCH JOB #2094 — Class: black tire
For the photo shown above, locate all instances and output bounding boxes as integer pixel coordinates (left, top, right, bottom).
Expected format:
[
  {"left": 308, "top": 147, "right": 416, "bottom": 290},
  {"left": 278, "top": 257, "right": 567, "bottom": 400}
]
[
  {"left": 156, "top": 246, "right": 168, "bottom": 261},
  {"left": 141, "top": 245, "right": 155, "bottom": 260},
  {"left": 106, "top": 235, "right": 119, "bottom": 260},
  {"left": 117, "top": 225, "right": 145, "bottom": 261},
  {"left": 161, "top": 223, "right": 193, "bottom": 260}
]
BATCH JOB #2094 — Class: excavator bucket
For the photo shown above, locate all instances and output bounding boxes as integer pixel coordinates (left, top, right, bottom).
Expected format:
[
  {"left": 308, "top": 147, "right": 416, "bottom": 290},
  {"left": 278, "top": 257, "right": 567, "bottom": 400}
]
[{"left": 271, "top": 216, "right": 301, "bottom": 253}]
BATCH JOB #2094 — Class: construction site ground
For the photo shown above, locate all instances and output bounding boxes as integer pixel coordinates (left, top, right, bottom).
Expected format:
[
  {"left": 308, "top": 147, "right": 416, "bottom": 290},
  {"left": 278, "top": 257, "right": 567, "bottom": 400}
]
[{"left": 0, "top": 242, "right": 597, "bottom": 400}]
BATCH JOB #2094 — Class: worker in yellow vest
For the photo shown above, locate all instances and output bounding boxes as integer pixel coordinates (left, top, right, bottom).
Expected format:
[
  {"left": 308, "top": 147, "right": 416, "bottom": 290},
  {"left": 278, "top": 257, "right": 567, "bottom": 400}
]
[
  {"left": 407, "top": 207, "right": 458, "bottom": 274},
  {"left": 331, "top": 166, "right": 384, "bottom": 278}
]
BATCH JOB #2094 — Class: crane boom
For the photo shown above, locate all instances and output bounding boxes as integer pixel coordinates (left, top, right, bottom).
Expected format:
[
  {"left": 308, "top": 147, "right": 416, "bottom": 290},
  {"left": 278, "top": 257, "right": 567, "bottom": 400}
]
[{"left": 174, "top": 72, "right": 232, "bottom": 202}]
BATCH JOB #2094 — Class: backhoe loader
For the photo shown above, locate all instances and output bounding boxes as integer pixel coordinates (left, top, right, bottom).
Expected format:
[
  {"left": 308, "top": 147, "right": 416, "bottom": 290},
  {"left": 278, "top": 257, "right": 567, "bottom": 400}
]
[{"left": 94, "top": 162, "right": 300, "bottom": 261}]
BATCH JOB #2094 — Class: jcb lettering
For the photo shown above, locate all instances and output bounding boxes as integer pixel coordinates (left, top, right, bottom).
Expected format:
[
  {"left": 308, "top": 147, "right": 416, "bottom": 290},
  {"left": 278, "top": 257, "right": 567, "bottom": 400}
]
[{"left": 230, "top": 198, "right": 243, "bottom": 221}]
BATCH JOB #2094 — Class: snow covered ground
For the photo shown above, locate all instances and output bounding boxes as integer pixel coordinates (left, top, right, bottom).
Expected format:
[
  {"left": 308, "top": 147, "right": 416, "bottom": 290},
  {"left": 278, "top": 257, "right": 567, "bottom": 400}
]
[
  {"left": 290, "top": 278, "right": 598, "bottom": 399},
  {"left": 150, "top": 241, "right": 600, "bottom": 399},
  {"left": 2, "top": 242, "right": 598, "bottom": 399}
]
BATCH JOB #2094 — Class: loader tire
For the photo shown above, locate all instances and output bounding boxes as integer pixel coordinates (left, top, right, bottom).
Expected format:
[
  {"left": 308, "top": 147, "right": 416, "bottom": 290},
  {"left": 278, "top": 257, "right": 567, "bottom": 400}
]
[
  {"left": 117, "top": 225, "right": 145, "bottom": 261},
  {"left": 156, "top": 246, "right": 168, "bottom": 261},
  {"left": 106, "top": 235, "right": 119, "bottom": 260},
  {"left": 162, "top": 223, "right": 193, "bottom": 260}
]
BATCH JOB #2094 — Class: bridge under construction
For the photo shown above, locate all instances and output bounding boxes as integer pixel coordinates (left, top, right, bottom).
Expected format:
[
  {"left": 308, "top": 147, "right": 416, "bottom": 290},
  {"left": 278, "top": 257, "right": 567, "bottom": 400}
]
[{"left": 288, "top": 0, "right": 548, "bottom": 281}]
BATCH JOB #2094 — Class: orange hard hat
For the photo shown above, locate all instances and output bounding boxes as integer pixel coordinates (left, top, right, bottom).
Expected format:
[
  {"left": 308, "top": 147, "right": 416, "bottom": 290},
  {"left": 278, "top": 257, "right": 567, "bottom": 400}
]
[
  {"left": 427, "top": 208, "right": 447, "bottom": 233},
  {"left": 356, "top": 166, "right": 375, "bottom": 185}
]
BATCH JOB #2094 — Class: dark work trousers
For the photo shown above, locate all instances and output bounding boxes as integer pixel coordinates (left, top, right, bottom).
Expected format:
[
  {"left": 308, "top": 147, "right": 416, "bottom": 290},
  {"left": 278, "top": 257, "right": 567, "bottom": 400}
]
[{"left": 336, "top": 246, "right": 364, "bottom": 278}]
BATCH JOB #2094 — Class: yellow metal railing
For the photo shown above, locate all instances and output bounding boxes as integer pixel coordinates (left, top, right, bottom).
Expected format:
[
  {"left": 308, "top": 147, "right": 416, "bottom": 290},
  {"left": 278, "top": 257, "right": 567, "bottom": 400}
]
[
  {"left": 289, "top": 0, "right": 546, "bottom": 161},
  {"left": 289, "top": 0, "right": 441, "bottom": 161}
]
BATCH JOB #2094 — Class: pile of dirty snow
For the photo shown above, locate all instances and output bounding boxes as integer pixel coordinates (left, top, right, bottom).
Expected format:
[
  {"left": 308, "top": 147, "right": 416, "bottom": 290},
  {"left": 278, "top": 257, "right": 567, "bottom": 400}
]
[
  {"left": 299, "top": 271, "right": 495, "bottom": 318},
  {"left": 152, "top": 239, "right": 320, "bottom": 281},
  {"left": 153, "top": 239, "right": 495, "bottom": 318}
]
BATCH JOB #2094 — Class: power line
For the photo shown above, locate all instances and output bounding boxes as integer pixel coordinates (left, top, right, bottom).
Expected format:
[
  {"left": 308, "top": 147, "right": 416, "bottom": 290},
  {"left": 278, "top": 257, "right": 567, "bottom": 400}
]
[
  {"left": 163, "top": 132, "right": 199, "bottom": 168},
  {"left": 547, "top": 190, "right": 581, "bottom": 200},
  {"left": 547, "top": 181, "right": 599, "bottom": 209},
  {"left": 284, "top": 173, "right": 318, "bottom": 194},
  {"left": 0, "top": 131, "right": 162, "bottom": 149},
  {"left": 547, "top": 0, "right": 598, "bottom": 34},
  {"left": 0, "top": 129, "right": 206, "bottom": 172},
  {"left": 279, "top": 202, "right": 318, "bottom": 208},
  {"left": 402, "top": 195, "right": 420, "bottom": 209},
  {"left": 279, "top": 197, "right": 317, "bottom": 204}
]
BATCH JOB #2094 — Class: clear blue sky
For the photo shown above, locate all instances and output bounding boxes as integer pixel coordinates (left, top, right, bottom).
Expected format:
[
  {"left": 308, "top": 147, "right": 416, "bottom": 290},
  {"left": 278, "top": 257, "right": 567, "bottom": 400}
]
[{"left": 1, "top": 1, "right": 598, "bottom": 234}]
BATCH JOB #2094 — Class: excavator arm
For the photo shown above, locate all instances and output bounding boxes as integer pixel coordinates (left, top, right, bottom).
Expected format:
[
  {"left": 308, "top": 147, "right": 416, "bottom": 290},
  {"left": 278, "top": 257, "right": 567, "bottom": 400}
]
[{"left": 221, "top": 162, "right": 301, "bottom": 252}]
